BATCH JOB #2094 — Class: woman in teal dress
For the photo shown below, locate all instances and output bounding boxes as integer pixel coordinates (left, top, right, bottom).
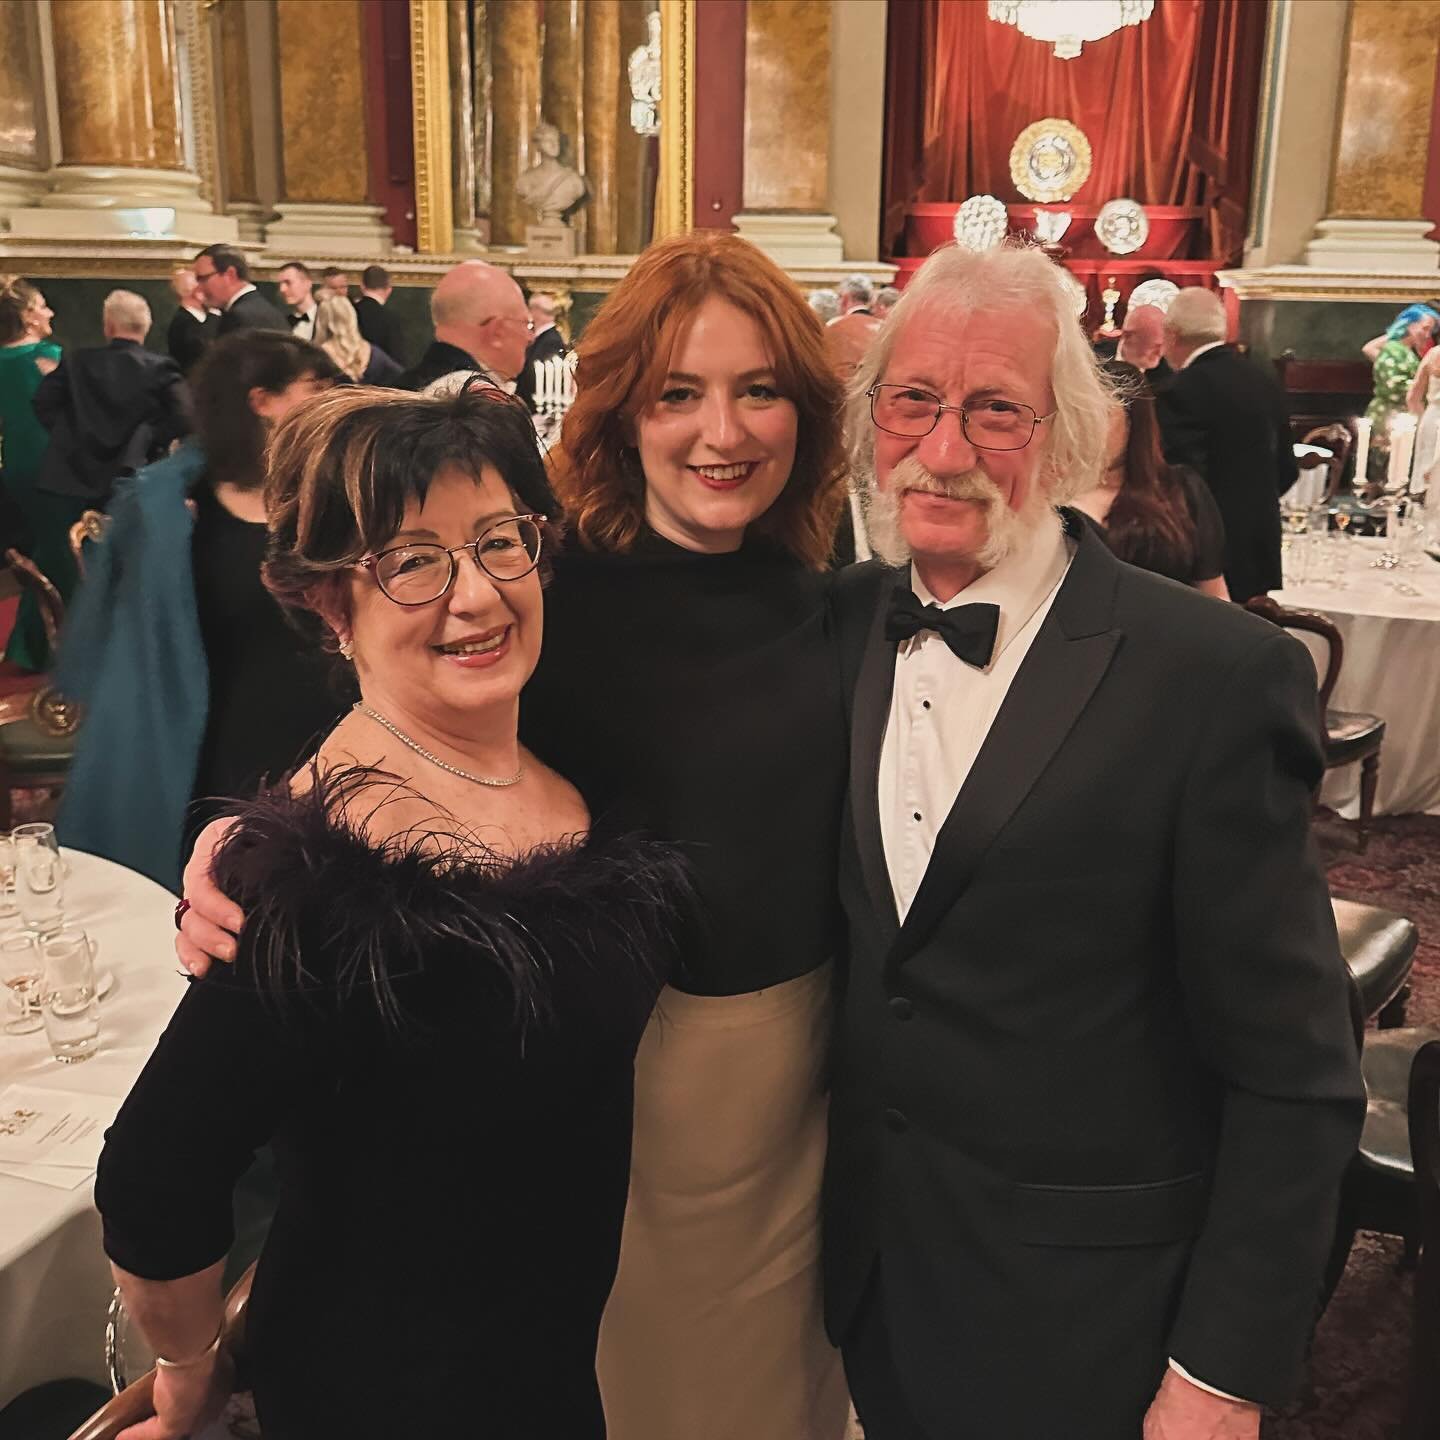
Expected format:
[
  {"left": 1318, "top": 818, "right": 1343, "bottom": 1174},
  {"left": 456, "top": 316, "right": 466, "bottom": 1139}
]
[
  {"left": 1364, "top": 303, "right": 1439, "bottom": 484},
  {"left": 0, "top": 275, "right": 65, "bottom": 670}
]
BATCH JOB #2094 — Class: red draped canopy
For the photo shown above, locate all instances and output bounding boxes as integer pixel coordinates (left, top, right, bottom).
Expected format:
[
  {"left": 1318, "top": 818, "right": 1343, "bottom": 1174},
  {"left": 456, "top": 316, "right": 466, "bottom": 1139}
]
[{"left": 882, "top": 0, "right": 1268, "bottom": 264}]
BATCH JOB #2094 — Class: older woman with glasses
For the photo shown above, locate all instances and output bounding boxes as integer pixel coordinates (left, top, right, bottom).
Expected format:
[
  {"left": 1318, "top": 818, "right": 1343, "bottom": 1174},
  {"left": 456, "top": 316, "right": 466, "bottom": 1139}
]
[{"left": 95, "top": 386, "right": 690, "bottom": 1440}]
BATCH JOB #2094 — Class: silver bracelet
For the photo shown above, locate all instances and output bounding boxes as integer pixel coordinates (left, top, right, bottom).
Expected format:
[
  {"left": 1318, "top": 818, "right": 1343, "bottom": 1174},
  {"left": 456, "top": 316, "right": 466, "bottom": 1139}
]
[{"left": 154, "top": 1318, "right": 224, "bottom": 1370}]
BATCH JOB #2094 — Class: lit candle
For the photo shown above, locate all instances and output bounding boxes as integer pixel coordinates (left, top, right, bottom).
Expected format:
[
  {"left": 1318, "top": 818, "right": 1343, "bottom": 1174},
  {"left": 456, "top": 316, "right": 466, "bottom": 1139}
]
[
  {"left": 1353, "top": 415, "right": 1371, "bottom": 487},
  {"left": 1389, "top": 413, "right": 1416, "bottom": 491}
]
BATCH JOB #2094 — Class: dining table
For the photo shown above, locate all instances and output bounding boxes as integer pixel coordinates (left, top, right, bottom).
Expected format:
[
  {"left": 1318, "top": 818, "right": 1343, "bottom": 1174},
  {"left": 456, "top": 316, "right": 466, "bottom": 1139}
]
[
  {"left": 0, "top": 848, "right": 183, "bottom": 1410},
  {"left": 1273, "top": 535, "right": 1440, "bottom": 817}
]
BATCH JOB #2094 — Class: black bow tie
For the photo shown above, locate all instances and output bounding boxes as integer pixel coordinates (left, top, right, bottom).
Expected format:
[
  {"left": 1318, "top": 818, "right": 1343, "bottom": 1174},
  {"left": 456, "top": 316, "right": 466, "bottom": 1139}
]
[{"left": 885, "top": 587, "right": 1000, "bottom": 669}]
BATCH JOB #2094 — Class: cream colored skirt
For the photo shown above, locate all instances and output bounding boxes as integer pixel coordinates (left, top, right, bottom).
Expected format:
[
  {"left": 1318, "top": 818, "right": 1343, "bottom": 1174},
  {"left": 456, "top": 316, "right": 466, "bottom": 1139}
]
[{"left": 598, "top": 964, "right": 851, "bottom": 1440}]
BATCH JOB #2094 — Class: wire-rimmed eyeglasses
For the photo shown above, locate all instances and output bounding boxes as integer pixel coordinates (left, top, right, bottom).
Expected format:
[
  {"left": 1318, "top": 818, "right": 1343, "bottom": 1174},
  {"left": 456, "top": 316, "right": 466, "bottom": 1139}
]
[
  {"left": 868, "top": 384, "right": 1055, "bottom": 452},
  {"left": 357, "top": 515, "right": 547, "bottom": 605}
]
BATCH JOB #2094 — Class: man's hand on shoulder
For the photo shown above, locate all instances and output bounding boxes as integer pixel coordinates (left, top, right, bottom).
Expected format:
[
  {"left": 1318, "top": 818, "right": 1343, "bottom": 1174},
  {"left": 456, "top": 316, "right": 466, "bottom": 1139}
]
[
  {"left": 1143, "top": 1367, "right": 1260, "bottom": 1440},
  {"left": 175, "top": 817, "right": 244, "bottom": 977}
]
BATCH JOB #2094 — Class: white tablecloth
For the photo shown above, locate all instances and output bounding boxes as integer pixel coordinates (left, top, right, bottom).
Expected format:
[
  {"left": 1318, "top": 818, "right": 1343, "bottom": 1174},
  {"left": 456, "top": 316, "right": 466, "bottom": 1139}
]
[
  {"left": 0, "top": 850, "right": 183, "bottom": 1409},
  {"left": 1274, "top": 537, "right": 1440, "bottom": 817}
]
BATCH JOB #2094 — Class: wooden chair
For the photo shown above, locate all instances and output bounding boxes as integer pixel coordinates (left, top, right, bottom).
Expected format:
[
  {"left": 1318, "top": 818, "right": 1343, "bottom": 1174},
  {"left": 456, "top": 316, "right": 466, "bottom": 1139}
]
[
  {"left": 1407, "top": 1039, "right": 1440, "bottom": 1438},
  {"left": 66, "top": 1264, "right": 255, "bottom": 1440},
  {"left": 1245, "top": 596, "right": 1384, "bottom": 853},
  {"left": 0, "top": 549, "right": 81, "bottom": 828},
  {"left": 1295, "top": 421, "right": 1355, "bottom": 503},
  {"left": 68, "top": 510, "right": 108, "bottom": 579}
]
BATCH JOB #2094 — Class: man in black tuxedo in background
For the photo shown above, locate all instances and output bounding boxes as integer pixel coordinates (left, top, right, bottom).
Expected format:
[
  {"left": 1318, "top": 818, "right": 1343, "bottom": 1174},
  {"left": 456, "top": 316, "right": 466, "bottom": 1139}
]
[
  {"left": 827, "top": 243, "right": 1361, "bottom": 1440},
  {"left": 193, "top": 245, "right": 288, "bottom": 337},
  {"left": 355, "top": 265, "right": 401, "bottom": 363},
  {"left": 165, "top": 267, "right": 214, "bottom": 374},
  {"left": 396, "top": 260, "right": 531, "bottom": 393},
  {"left": 514, "top": 291, "right": 566, "bottom": 411},
  {"left": 276, "top": 261, "right": 318, "bottom": 341},
  {"left": 35, "top": 290, "right": 189, "bottom": 510},
  {"left": 1156, "top": 288, "right": 1297, "bottom": 604}
]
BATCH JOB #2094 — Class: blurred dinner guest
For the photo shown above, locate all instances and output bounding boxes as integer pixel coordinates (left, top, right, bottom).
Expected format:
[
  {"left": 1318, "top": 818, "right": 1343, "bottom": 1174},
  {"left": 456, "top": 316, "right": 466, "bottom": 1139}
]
[
  {"left": 1362, "top": 303, "right": 1439, "bottom": 480},
  {"left": 1157, "top": 288, "right": 1295, "bottom": 604},
  {"left": 275, "top": 261, "right": 318, "bottom": 341},
  {"left": 830, "top": 242, "right": 1362, "bottom": 1440},
  {"left": 873, "top": 286, "right": 901, "bottom": 319},
  {"left": 1073, "top": 361, "right": 1227, "bottom": 596},
  {"left": 515, "top": 291, "right": 566, "bottom": 411},
  {"left": 320, "top": 265, "right": 351, "bottom": 298},
  {"left": 1113, "top": 303, "right": 1175, "bottom": 393},
  {"left": 167, "top": 267, "right": 215, "bottom": 373},
  {"left": 397, "top": 260, "right": 531, "bottom": 393},
  {"left": 178, "top": 230, "right": 855, "bottom": 1440},
  {"left": 55, "top": 332, "right": 344, "bottom": 890},
  {"left": 355, "top": 264, "right": 400, "bottom": 360},
  {"left": 827, "top": 275, "right": 884, "bottom": 382},
  {"left": 838, "top": 275, "right": 876, "bottom": 318},
  {"left": 312, "top": 292, "right": 402, "bottom": 385},
  {"left": 0, "top": 275, "right": 63, "bottom": 669},
  {"left": 35, "top": 290, "right": 190, "bottom": 513},
  {"left": 194, "top": 245, "right": 288, "bottom": 337},
  {"left": 1406, "top": 324, "right": 1440, "bottom": 488},
  {"left": 96, "top": 386, "right": 690, "bottom": 1440},
  {"left": 809, "top": 288, "right": 840, "bottom": 323}
]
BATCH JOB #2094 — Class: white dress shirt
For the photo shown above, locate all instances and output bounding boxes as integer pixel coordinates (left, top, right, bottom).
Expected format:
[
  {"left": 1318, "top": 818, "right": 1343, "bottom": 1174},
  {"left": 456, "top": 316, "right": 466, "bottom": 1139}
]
[
  {"left": 1181, "top": 340, "right": 1225, "bottom": 369},
  {"left": 290, "top": 302, "right": 317, "bottom": 342},
  {"left": 878, "top": 516, "right": 1070, "bottom": 921},
  {"left": 222, "top": 283, "right": 256, "bottom": 312},
  {"left": 874, "top": 513, "right": 1252, "bottom": 1408}
]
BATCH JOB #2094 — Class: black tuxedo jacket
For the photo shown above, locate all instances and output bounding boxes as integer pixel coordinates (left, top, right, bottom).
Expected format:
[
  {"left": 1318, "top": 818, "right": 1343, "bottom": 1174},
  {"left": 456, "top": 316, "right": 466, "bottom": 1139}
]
[
  {"left": 396, "top": 339, "right": 489, "bottom": 393},
  {"left": 354, "top": 294, "right": 400, "bottom": 363},
  {"left": 33, "top": 340, "right": 189, "bottom": 505},
  {"left": 166, "top": 306, "right": 214, "bottom": 373},
  {"left": 515, "top": 326, "right": 567, "bottom": 411},
  {"left": 215, "top": 288, "right": 289, "bottom": 337},
  {"left": 1157, "top": 346, "right": 1296, "bottom": 602},
  {"left": 825, "top": 515, "right": 1362, "bottom": 1438}
]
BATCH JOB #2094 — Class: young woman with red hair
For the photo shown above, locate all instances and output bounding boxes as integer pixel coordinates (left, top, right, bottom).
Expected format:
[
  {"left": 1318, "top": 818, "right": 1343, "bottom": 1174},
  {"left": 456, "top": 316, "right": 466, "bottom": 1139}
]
[{"left": 178, "top": 231, "right": 858, "bottom": 1438}]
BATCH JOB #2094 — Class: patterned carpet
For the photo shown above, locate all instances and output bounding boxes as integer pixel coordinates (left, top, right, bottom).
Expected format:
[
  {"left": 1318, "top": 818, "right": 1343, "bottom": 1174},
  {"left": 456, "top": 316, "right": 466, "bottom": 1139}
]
[{"left": 1266, "top": 809, "right": 1440, "bottom": 1440}]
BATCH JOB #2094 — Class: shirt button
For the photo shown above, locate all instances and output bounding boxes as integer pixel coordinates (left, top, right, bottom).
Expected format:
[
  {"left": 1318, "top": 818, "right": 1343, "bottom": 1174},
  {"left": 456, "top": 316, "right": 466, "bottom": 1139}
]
[
  {"left": 884, "top": 1108, "right": 909, "bottom": 1134},
  {"left": 922, "top": 699, "right": 931, "bottom": 710},
  {"left": 889, "top": 996, "right": 914, "bottom": 1021},
  {"left": 912, "top": 811, "right": 922, "bottom": 822}
]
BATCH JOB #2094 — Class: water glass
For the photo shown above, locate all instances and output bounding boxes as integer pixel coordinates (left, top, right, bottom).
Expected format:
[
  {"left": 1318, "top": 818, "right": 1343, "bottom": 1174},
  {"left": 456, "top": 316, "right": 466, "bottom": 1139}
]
[
  {"left": 0, "top": 831, "right": 16, "bottom": 919},
  {"left": 41, "top": 926, "right": 99, "bottom": 1062},
  {"left": 0, "top": 930, "right": 42, "bottom": 1035},
  {"left": 14, "top": 823, "right": 64, "bottom": 936}
]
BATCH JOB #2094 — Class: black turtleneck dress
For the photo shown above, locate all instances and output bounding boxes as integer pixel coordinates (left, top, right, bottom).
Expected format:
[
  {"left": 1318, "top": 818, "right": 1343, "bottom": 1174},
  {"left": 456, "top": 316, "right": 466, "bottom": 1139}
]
[{"left": 521, "top": 531, "right": 848, "bottom": 996}]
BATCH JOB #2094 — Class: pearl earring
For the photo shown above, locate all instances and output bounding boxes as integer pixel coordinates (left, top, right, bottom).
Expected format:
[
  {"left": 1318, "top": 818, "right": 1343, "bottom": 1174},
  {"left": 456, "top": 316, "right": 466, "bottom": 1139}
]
[{"left": 339, "top": 638, "right": 354, "bottom": 660}]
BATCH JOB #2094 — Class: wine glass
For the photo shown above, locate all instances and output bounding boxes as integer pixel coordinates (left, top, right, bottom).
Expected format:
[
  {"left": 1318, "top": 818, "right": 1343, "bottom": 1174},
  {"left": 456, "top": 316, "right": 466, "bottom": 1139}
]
[
  {"left": 13, "top": 822, "right": 64, "bottom": 937},
  {"left": 0, "top": 930, "right": 42, "bottom": 1035}
]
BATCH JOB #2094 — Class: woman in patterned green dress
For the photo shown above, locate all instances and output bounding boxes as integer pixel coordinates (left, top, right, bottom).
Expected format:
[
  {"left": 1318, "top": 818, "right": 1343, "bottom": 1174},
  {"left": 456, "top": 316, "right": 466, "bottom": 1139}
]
[
  {"left": 0, "top": 276, "right": 64, "bottom": 670},
  {"left": 1364, "top": 304, "right": 1439, "bottom": 483}
]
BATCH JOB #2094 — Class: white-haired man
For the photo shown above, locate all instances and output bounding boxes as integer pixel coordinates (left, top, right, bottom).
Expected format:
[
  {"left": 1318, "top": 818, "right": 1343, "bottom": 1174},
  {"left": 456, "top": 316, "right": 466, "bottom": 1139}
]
[
  {"left": 396, "top": 259, "right": 532, "bottom": 393},
  {"left": 1156, "top": 288, "right": 1297, "bottom": 604},
  {"left": 825, "top": 244, "right": 1361, "bottom": 1439},
  {"left": 35, "top": 289, "right": 189, "bottom": 510}
]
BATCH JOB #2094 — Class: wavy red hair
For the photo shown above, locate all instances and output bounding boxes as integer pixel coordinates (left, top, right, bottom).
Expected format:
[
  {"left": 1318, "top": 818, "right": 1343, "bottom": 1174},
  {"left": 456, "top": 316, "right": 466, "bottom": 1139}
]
[{"left": 550, "top": 231, "right": 846, "bottom": 569}]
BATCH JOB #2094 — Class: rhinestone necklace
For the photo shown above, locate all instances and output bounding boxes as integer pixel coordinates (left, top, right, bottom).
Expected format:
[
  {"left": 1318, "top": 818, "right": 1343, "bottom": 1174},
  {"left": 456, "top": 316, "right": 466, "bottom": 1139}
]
[{"left": 352, "top": 703, "right": 525, "bottom": 788}]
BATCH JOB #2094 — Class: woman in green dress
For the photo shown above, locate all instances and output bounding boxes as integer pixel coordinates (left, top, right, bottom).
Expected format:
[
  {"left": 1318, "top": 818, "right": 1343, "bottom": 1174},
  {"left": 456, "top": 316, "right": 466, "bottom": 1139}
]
[
  {"left": 0, "top": 275, "right": 64, "bottom": 669},
  {"left": 1364, "top": 303, "right": 1439, "bottom": 484}
]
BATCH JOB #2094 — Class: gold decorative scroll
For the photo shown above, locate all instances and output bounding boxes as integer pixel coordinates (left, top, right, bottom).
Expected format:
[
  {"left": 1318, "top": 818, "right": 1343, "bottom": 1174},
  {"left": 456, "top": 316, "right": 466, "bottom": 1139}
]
[
  {"left": 410, "top": 0, "right": 455, "bottom": 254},
  {"left": 654, "top": 0, "right": 694, "bottom": 240}
]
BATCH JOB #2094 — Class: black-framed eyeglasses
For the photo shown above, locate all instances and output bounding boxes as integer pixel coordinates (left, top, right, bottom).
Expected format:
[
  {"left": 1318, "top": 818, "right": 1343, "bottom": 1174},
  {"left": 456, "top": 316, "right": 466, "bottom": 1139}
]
[
  {"left": 868, "top": 384, "right": 1056, "bottom": 452},
  {"left": 357, "top": 515, "right": 548, "bottom": 605}
]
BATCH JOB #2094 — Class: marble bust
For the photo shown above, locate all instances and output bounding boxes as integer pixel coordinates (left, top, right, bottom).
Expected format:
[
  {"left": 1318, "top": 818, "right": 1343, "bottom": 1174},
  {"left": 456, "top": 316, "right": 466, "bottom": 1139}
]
[{"left": 516, "top": 122, "right": 587, "bottom": 226}]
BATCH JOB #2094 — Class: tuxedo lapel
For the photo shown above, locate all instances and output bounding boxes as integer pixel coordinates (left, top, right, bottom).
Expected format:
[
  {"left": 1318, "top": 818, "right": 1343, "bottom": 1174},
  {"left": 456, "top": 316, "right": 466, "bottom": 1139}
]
[
  {"left": 889, "top": 515, "right": 1122, "bottom": 971},
  {"left": 850, "top": 593, "right": 902, "bottom": 943}
]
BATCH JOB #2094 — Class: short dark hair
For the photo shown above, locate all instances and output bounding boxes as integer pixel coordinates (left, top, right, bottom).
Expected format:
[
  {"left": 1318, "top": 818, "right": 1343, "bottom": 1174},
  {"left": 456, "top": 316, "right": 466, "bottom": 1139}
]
[
  {"left": 321, "top": 266, "right": 346, "bottom": 280},
  {"left": 195, "top": 244, "right": 249, "bottom": 281},
  {"left": 362, "top": 265, "right": 391, "bottom": 290},
  {"left": 263, "top": 387, "right": 558, "bottom": 645},
  {"left": 278, "top": 260, "right": 312, "bottom": 279},
  {"left": 190, "top": 332, "right": 341, "bottom": 491}
]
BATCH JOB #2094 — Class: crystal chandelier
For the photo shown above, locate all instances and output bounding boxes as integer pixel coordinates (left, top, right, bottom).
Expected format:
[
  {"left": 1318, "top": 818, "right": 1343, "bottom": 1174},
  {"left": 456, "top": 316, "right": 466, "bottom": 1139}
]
[{"left": 988, "top": 0, "right": 1154, "bottom": 60}]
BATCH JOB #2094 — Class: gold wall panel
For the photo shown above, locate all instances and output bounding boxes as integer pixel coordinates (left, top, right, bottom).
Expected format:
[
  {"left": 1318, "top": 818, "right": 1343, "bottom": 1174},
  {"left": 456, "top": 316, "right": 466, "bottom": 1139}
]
[
  {"left": 217, "top": 0, "right": 258, "bottom": 203},
  {"left": 490, "top": 0, "right": 543, "bottom": 246},
  {"left": 449, "top": 0, "right": 477, "bottom": 231},
  {"left": 584, "top": 0, "right": 621, "bottom": 254},
  {"left": 50, "top": 0, "right": 185, "bottom": 169},
  {"left": 742, "top": 0, "right": 829, "bottom": 212},
  {"left": 1330, "top": 0, "right": 1440, "bottom": 219},
  {"left": 543, "top": 0, "right": 585, "bottom": 247},
  {"left": 0, "top": 2, "right": 41, "bottom": 167},
  {"left": 275, "top": 0, "right": 370, "bottom": 205}
]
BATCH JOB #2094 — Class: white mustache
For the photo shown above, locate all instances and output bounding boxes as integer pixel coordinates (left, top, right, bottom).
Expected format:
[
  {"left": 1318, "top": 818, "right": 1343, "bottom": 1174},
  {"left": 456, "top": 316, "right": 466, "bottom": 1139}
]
[{"left": 888, "top": 456, "right": 1003, "bottom": 507}]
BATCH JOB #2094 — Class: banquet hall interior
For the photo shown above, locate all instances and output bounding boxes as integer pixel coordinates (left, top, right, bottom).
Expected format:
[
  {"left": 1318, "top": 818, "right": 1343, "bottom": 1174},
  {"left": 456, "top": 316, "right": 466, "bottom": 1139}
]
[{"left": 0, "top": 0, "right": 1439, "bottom": 1437}]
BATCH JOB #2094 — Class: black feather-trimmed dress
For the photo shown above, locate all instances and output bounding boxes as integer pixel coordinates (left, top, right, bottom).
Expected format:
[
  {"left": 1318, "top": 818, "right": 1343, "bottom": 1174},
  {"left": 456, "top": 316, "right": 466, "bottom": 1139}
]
[{"left": 95, "top": 769, "right": 689, "bottom": 1440}]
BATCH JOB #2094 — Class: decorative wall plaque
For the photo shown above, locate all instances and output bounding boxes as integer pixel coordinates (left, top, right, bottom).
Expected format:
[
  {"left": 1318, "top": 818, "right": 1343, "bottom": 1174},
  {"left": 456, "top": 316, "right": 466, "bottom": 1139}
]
[
  {"left": 1096, "top": 197, "right": 1149, "bottom": 255},
  {"left": 1009, "top": 118, "right": 1092, "bottom": 202},
  {"left": 1126, "top": 278, "right": 1180, "bottom": 314},
  {"left": 953, "top": 194, "right": 1010, "bottom": 251}
]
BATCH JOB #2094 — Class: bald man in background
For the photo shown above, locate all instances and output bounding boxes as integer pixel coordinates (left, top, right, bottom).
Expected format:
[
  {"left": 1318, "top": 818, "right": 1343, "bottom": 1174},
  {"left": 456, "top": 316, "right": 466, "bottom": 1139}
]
[
  {"left": 398, "top": 260, "right": 533, "bottom": 392},
  {"left": 1098, "top": 304, "right": 1175, "bottom": 394}
]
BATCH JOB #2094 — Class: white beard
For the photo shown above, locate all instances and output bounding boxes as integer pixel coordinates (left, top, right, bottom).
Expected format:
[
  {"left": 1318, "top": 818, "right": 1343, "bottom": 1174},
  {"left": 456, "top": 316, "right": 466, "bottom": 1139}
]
[{"left": 861, "top": 455, "right": 1059, "bottom": 572}]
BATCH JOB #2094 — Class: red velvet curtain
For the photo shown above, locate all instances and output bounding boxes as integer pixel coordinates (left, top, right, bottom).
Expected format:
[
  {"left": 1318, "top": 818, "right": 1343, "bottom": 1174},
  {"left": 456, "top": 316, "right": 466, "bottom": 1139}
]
[{"left": 881, "top": 0, "right": 1268, "bottom": 263}]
